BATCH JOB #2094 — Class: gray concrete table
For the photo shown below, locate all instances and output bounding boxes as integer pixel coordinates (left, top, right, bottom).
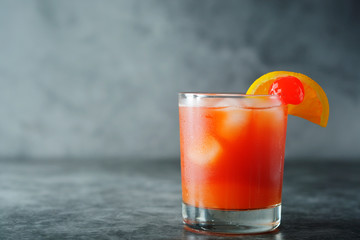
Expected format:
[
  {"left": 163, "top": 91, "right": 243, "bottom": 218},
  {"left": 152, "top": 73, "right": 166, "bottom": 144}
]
[{"left": 0, "top": 158, "right": 359, "bottom": 240}]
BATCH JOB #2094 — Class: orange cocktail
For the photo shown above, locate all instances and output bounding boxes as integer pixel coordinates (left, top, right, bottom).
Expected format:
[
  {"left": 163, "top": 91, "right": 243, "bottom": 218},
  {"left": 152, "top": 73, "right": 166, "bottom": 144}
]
[
  {"left": 179, "top": 72, "right": 329, "bottom": 235},
  {"left": 179, "top": 93, "right": 287, "bottom": 233}
]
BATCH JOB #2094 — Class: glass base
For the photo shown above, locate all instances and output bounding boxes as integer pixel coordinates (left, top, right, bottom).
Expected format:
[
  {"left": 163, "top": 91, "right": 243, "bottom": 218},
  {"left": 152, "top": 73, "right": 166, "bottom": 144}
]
[{"left": 182, "top": 202, "right": 281, "bottom": 234}]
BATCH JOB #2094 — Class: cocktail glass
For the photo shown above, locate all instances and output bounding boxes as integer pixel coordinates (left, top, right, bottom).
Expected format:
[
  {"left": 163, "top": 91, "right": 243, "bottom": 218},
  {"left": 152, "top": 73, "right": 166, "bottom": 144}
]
[{"left": 179, "top": 93, "right": 288, "bottom": 234}]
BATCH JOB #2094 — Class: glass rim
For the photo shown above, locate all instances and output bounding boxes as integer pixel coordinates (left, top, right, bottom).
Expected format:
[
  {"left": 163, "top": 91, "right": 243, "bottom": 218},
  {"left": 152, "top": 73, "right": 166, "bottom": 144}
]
[
  {"left": 179, "top": 92, "right": 281, "bottom": 99},
  {"left": 178, "top": 92, "right": 285, "bottom": 108}
]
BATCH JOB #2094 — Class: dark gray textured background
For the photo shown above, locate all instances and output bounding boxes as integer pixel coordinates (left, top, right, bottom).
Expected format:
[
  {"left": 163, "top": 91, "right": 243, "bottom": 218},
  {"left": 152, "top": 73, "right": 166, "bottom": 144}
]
[{"left": 0, "top": 0, "right": 359, "bottom": 160}]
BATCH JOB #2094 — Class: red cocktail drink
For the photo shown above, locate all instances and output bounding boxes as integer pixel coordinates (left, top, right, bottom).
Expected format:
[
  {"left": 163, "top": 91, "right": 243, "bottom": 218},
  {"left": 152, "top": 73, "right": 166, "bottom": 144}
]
[{"left": 179, "top": 93, "right": 287, "bottom": 234}]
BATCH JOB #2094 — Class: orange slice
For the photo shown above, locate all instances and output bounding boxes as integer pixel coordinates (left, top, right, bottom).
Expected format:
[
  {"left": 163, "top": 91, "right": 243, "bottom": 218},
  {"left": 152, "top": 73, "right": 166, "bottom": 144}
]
[{"left": 246, "top": 71, "right": 329, "bottom": 127}]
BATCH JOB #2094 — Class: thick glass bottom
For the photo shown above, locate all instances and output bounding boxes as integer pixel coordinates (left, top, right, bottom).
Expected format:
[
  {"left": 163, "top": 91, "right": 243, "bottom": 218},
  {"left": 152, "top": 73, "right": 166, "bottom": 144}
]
[{"left": 182, "top": 202, "right": 281, "bottom": 234}]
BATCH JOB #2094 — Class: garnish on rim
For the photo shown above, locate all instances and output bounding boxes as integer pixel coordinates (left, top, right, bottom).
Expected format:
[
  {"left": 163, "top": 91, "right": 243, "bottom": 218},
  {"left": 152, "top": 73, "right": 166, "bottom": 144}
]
[{"left": 246, "top": 71, "right": 329, "bottom": 127}]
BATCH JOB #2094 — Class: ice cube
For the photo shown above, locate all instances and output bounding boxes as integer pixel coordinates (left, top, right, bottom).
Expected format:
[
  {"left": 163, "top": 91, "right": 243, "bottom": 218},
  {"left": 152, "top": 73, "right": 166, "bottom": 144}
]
[
  {"left": 179, "top": 96, "right": 223, "bottom": 107},
  {"left": 197, "top": 97, "right": 241, "bottom": 108},
  {"left": 259, "top": 106, "right": 286, "bottom": 126},
  {"left": 187, "top": 135, "right": 222, "bottom": 165},
  {"left": 253, "top": 106, "right": 287, "bottom": 139},
  {"left": 238, "top": 96, "right": 283, "bottom": 109},
  {"left": 213, "top": 98, "right": 241, "bottom": 108},
  {"left": 218, "top": 108, "right": 252, "bottom": 140},
  {"left": 213, "top": 97, "right": 281, "bottom": 109}
]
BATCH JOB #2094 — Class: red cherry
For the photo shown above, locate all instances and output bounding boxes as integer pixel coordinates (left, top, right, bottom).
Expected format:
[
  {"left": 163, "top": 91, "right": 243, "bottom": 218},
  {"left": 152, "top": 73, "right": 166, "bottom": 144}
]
[{"left": 268, "top": 76, "right": 305, "bottom": 105}]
